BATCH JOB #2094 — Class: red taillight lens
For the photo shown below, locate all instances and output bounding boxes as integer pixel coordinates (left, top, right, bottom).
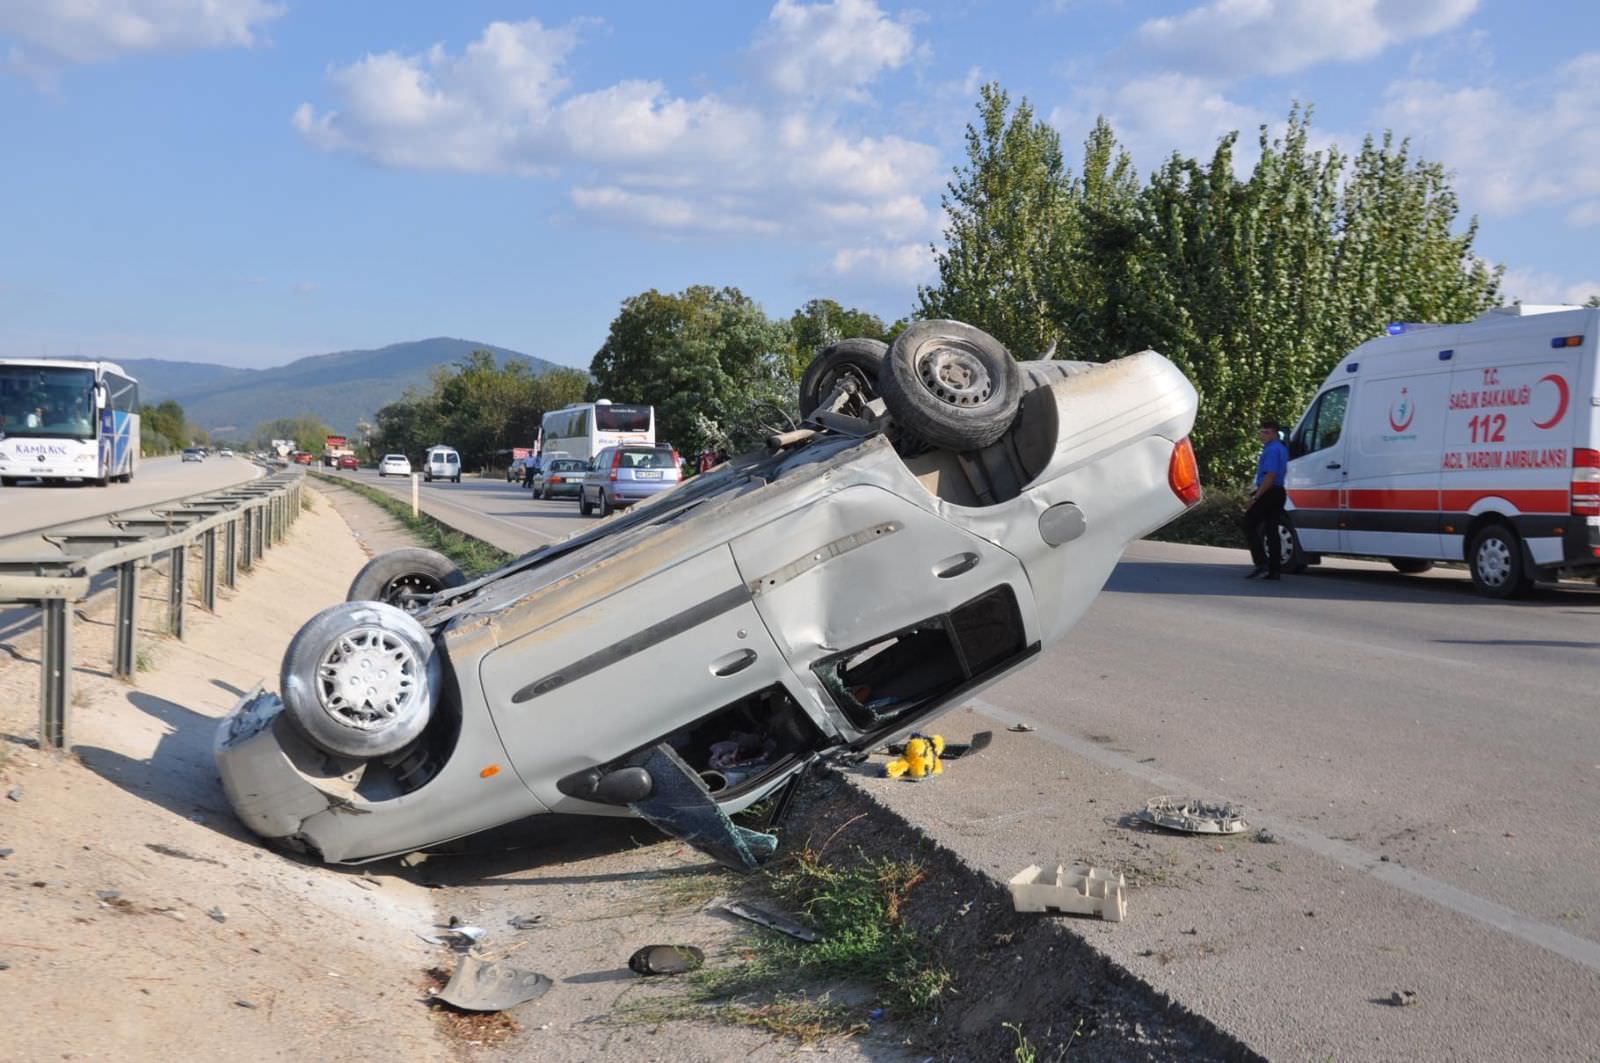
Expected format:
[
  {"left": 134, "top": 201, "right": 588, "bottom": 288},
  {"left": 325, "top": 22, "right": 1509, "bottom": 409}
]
[
  {"left": 550, "top": 476, "right": 562, "bottom": 484},
  {"left": 1573, "top": 448, "right": 1600, "bottom": 516},
  {"left": 609, "top": 449, "right": 623, "bottom": 482},
  {"left": 1168, "top": 438, "right": 1202, "bottom": 507}
]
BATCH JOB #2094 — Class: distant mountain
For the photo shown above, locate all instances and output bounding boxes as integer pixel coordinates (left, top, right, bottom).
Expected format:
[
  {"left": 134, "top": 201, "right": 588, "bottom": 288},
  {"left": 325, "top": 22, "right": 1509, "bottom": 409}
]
[{"left": 121, "top": 338, "right": 566, "bottom": 436}]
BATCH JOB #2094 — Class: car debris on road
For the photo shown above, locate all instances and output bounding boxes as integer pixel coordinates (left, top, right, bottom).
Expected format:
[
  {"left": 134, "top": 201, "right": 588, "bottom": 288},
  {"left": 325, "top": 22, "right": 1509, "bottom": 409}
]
[
  {"left": 1138, "top": 796, "right": 1250, "bottom": 835},
  {"left": 435, "top": 952, "right": 552, "bottom": 1012},
  {"left": 1010, "top": 863, "right": 1128, "bottom": 922}
]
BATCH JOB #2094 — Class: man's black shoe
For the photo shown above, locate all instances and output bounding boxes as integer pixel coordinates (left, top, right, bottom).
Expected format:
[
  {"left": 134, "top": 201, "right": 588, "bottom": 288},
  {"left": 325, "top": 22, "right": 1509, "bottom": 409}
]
[
  {"left": 1264, "top": 573, "right": 1281, "bottom": 581},
  {"left": 1245, "top": 566, "right": 1266, "bottom": 579}
]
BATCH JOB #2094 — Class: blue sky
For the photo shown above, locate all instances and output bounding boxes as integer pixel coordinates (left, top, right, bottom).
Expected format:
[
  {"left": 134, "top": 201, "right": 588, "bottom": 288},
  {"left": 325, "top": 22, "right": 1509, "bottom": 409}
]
[{"left": 2, "top": 1, "right": 1598, "bottom": 371}]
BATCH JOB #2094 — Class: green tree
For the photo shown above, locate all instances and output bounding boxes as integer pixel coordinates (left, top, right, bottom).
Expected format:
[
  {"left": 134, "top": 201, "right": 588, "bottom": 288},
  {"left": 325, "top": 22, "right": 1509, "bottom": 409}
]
[
  {"left": 788, "top": 299, "right": 889, "bottom": 363},
  {"left": 590, "top": 286, "right": 794, "bottom": 454},
  {"left": 918, "top": 83, "right": 1074, "bottom": 357}
]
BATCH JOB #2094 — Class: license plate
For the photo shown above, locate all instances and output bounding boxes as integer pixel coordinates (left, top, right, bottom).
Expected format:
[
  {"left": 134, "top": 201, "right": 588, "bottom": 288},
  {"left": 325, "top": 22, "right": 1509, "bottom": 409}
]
[{"left": 635, "top": 470, "right": 662, "bottom": 480}]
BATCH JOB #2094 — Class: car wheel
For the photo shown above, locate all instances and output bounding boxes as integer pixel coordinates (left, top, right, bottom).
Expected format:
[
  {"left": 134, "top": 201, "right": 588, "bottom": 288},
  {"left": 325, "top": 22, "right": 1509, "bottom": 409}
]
[
  {"left": 1468, "top": 523, "right": 1529, "bottom": 598},
  {"left": 579, "top": 489, "right": 594, "bottom": 516},
  {"left": 799, "top": 338, "right": 888, "bottom": 419},
  {"left": 280, "top": 600, "right": 440, "bottom": 759},
  {"left": 533, "top": 483, "right": 543, "bottom": 500},
  {"left": 1389, "top": 558, "right": 1434, "bottom": 575},
  {"left": 0, "top": 476, "right": 15, "bottom": 487},
  {"left": 347, "top": 547, "right": 466, "bottom": 613},
  {"left": 879, "top": 320, "right": 1022, "bottom": 451},
  {"left": 599, "top": 490, "right": 613, "bottom": 518},
  {"left": 453, "top": 475, "right": 460, "bottom": 483}
]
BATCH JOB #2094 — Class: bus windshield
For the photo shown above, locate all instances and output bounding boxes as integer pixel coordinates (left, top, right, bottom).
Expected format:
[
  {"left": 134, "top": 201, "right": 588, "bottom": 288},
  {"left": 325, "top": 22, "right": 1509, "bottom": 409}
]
[
  {"left": 595, "top": 404, "right": 651, "bottom": 432},
  {"left": 0, "top": 365, "right": 96, "bottom": 439}
]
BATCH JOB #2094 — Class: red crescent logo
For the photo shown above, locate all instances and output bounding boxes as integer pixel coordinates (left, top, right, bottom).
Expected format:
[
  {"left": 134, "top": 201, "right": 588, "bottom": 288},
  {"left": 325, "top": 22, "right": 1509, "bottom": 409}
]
[
  {"left": 1532, "top": 374, "right": 1569, "bottom": 430},
  {"left": 1388, "top": 388, "right": 1414, "bottom": 432}
]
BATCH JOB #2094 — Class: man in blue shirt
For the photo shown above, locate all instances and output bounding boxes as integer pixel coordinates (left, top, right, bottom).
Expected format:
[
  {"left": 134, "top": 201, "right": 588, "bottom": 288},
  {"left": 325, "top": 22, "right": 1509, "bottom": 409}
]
[{"left": 1243, "top": 417, "right": 1290, "bottom": 580}]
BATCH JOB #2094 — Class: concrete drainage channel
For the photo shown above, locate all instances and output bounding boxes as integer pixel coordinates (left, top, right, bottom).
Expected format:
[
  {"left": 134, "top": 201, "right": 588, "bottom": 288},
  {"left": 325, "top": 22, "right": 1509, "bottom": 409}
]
[
  {"left": 306, "top": 479, "right": 1258, "bottom": 1061},
  {"left": 0, "top": 466, "right": 305, "bottom": 750}
]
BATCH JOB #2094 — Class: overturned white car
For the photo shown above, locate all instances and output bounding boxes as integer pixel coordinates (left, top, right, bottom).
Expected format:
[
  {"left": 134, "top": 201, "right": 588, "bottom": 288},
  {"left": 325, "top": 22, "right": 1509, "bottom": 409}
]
[{"left": 216, "top": 322, "right": 1201, "bottom": 869}]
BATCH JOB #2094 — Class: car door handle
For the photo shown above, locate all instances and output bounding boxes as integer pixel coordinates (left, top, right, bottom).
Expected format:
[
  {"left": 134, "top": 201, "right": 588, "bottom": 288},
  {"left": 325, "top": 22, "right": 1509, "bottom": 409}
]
[
  {"left": 709, "top": 649, "right": 757, "bottom": 677},
  {"left": 1325, "top": 462, "right": 1342, "bottom": 470}
]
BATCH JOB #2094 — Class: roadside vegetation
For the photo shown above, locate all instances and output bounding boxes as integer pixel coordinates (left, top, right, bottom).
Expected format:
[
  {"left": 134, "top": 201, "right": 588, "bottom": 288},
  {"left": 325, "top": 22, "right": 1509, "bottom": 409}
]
[
  {"left": 627, "top": 825, "right": 950, "bottom": 1042},
  {"left": 308, "top": 473, "right": 510, "bottom": 578}
]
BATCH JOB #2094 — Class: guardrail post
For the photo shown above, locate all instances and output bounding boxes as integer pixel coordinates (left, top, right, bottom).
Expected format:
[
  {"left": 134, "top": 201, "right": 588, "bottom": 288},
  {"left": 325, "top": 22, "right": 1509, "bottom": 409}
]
[
  {"left": 39, "top": 598, "right": 71, "bottom": 750},
  {"left": 224, "top": 518, "right": 238, "bottom": 588},
  {"left": 113, "top": 561, "right": 139, "bottom": 679},
  {"left": 202, "top": 527, "right": 217, "bottom": 612},
  {"left": 240, "top": 510, "right": 253, "bottom": 570},
  {"left": 167, "top": 546, "right": 186, "bottom": 639},
  {"left": 255, "top": 502, "right": 265, "bottom": 560}
]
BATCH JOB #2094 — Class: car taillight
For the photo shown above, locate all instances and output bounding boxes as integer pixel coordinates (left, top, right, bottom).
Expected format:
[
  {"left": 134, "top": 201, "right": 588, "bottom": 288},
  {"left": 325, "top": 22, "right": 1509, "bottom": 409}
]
[
  {"left": 609, "top": 449, "right": 623, "bottom": 482},
  {"left": 550, "top": 476, "right": 563, "bottom": 484},
  {"left": 1573, "top": 448, "right": 1600, "bottom": 516},
  {"left": 1168, "top": 438, "right": 1202, "bottom": 507}
]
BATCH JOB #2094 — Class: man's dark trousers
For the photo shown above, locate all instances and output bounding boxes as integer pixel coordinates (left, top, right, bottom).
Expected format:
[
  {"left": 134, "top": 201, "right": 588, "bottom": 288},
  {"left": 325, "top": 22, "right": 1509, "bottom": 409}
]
[{"left": 1243, "top": 485, "right": 1288, "bottom": 575}]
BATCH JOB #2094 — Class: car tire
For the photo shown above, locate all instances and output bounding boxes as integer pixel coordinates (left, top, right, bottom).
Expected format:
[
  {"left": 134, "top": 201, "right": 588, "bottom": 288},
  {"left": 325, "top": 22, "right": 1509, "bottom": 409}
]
[
  {"left": 579, "top": 489, "right": 594, "bottom": 516},
  {"left": 799, "top": 338, "right": 888, "bottom": 418},
  {"left": 1389, "top": 558, "right": 1434, "bottom": 575},
  {"left": 599, "top": 490, "right": 613, "bottom": 518},
  {"left": 347, "top": 547, "right": 466, "bottom": 613},
  {"left": 453, "top": 475, "right": 460, "bottom": 483},
  {"left": 533, "top": 483, "right": 543, "bottom": 500},
  {"left": 879, "top": 320, "right": 1022, "bottom": 451},
  {"left": 0, "top": 476, "right": 15, "bottom": 487},
  {"left": 1468, "top": 523, "right": 1530, "bottom": 598},
  {"left": 280, "top": 600, "right": 440, "bottom": 760}
]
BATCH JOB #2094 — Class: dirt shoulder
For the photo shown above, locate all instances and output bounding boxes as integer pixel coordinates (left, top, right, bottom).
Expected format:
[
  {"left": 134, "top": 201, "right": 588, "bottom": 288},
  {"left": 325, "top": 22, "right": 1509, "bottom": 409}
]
[{"left": 0, "top": 489, "right": 449, "bottom": 1063}]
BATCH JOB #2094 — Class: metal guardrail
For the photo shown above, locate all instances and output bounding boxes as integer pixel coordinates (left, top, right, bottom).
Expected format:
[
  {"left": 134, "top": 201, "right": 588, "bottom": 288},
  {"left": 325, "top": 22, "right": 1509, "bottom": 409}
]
[{"left": 0, "top": 467, "right": 305, "bottom": 750}]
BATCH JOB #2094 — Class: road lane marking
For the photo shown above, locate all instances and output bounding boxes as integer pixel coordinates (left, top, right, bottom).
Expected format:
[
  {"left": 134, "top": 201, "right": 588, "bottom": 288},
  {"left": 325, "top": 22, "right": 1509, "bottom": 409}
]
[{"left": 969, "top": 695, "right": 1600, "bottom": 976}]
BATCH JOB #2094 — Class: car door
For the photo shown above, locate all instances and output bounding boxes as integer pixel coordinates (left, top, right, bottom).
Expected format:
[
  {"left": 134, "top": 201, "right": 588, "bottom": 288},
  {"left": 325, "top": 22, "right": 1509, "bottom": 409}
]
[
  {"left": 1286, "top": 384, "right": 1351, "bottom": 553},
  {"left": 477, "top": 544, "right": 797, "bottom": 815}
]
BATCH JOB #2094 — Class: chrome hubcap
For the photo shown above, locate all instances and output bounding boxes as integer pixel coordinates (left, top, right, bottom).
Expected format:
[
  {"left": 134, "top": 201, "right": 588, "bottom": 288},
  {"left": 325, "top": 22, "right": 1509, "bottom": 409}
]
[
  {"left": 1476, "top": 538, "right": 1511, "bottom": 586},
  {"left": 315, "top": 626, "right": 422, "bottom": 731},
  {"left": 917, "top": 345, "right": 992, "bottom": 407}
]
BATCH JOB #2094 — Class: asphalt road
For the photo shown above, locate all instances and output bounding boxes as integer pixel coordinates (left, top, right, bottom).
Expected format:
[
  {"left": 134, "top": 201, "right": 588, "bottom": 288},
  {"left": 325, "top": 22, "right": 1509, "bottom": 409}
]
[
  {"left": 323, "top": 465, "right": 585, "bottom": 554},
  {"left": 333, "top": 466, "right": 1600, "bottom": 1057},
  {"left": 0, "top": 453, "right": 262, "bottom": 538}
]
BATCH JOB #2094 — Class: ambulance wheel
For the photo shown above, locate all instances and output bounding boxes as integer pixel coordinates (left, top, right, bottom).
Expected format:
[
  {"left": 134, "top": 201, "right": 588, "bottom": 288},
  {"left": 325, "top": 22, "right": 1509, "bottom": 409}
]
[
  {"left": 1468, "top": 523, "right": 1529, "bottom": 599},
  {"left": 1269, "top": 523, "right": 1309, "bottom": 574},
  {"left": 1389, "top": 559, "right": 1433, "bottom": 575}
]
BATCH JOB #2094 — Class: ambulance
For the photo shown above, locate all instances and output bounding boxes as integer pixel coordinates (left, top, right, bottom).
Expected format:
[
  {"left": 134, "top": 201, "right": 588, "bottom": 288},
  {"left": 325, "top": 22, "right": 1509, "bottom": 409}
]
[{"left": 1282, "top": 305, "right": 1599, "bottom": 597}]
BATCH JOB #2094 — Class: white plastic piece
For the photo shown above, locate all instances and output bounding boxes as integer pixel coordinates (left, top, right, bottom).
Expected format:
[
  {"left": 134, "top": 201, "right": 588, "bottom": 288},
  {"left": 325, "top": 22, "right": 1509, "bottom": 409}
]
[
  {"left": 1009, "top": 863, "right": 1127, "bottom": 922},
  {"left": 1139, "top": 796, "right": 1249, "bottom": 834}
]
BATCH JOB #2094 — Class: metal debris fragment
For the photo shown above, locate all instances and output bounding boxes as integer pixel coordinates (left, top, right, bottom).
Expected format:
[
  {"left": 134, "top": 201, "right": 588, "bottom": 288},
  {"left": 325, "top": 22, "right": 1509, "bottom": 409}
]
[
  {"left": 1390, "top": 989, "right": 1420, "bottom": 1007},
  {"left": 628, "top": 944, "right": 705, "bottom": 976},
  {"left": 507, "top": 915, "right": 544, "bottom": 930},
  {"left": 715, "top": 898, "right": 819, "bottom": 942},
  {"left": 1138, "top": 796, "right": 1249, "bottom": 835}
]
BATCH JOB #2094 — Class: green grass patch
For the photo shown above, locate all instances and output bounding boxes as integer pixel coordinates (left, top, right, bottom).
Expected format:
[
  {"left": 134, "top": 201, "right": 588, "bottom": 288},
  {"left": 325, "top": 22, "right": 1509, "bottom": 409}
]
[
  {"left": 1145, "top": 484, "right": 1249, "bottom": 549},
  {"left": 624, "top": 839, "right": 951, "bottom": 1042},
  {"left": 308, "top": 472, "right": 512, "bottom": 578}
]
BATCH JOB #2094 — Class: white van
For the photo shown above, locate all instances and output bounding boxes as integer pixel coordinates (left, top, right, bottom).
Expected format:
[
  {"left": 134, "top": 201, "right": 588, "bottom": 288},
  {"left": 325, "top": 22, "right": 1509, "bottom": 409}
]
[
  {"left": 422, "top": 445, "right": 461, "bottom": 484},
  {"left": 1283, "top": 305, "right": 1598, "bottom": 597}
]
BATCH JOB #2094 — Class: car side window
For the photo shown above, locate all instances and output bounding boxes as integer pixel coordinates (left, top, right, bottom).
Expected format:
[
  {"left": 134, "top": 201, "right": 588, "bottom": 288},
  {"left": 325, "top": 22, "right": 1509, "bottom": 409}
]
[{"left": 812, "top": 586, "right": 1026, "bottom": 731}]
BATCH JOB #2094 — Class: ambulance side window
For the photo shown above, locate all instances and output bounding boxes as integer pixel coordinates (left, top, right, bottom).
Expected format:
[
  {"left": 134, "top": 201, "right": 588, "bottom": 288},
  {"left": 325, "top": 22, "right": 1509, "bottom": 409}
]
[{"left": 1296, "top": 385, "right": 1349, "bottom": 454}]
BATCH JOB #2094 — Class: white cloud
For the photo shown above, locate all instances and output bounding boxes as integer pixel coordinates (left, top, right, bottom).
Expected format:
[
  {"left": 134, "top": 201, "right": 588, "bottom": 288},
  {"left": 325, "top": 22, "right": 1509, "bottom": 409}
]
[
  {"left": 830, "top": 242, "right": 937, "bottom": 289},
  {"left": 750, "top": 0, "right": 916, "bottom": 101},
  {"left": 1135, "top": 0, "right": 1477, "bottom": 80},
  {"left": 1051, "top": 74, "right": 1270, "bottom": 172},
  {"left": 296, "top": 14, "right": 942, "bottom": 254},
  {"left": 0, "top": 0, "right": 281, "bottom": 65},
  {"left": 1499, "top": 266, "right": 1599, "bottom": 307},
  {"left": 1376, "top": 53, "right": 1600, "bottom": 221}
]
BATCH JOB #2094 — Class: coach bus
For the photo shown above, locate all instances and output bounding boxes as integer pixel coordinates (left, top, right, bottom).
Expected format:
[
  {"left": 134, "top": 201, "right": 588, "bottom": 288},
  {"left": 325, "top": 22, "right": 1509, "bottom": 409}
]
[
  {"left": 0, "top": 358, "right": 140, "bottom": 486},
  {"left": 538, "top": 400, "right": 655, "bottom": 463}
]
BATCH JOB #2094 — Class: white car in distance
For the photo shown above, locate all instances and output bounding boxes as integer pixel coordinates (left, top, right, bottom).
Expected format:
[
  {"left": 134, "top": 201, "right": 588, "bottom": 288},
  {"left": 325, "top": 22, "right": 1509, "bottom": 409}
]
[{"left": 378, "top": 454, "right": 412, "bottom": 477}]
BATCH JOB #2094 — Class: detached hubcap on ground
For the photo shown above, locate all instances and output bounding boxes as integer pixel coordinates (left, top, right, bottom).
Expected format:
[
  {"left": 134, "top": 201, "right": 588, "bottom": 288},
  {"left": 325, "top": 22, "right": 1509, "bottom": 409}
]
[
  {"left": 917, "top": 344, "right": 993, "bottom": 407},
  {"left": 316, "top": 626, "right": 423, "bottom": 731}
]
